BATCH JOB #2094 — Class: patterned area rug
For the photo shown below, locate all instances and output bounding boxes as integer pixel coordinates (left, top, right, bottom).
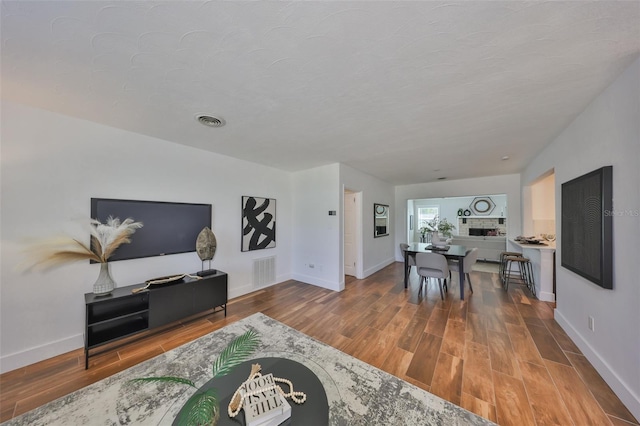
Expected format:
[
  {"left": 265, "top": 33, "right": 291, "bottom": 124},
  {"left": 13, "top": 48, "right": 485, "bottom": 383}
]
[{"left": 4, "top": 313, "right": 494, "bottom": 425}]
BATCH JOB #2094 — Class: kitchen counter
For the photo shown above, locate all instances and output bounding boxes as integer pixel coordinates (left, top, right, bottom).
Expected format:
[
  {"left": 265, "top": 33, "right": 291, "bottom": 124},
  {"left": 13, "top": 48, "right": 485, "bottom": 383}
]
[
  {"left": 510, "top": 240, "right": 556, "bottom": 250},
  {"left": 509, "top": 239, "right": 556, "bottom": 302}
]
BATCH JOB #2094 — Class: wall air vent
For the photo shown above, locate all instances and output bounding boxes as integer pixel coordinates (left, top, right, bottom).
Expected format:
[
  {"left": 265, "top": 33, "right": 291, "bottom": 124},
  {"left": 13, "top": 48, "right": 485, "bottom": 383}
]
[{"left": 253, "top": 256, "right": 276, "bottom": 288}]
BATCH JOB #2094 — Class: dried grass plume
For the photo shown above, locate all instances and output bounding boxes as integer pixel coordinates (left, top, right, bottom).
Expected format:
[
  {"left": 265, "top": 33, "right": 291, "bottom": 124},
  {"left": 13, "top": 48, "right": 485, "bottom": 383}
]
[{"left": 27, "top": 216, "right": 143, "bottom": 270}]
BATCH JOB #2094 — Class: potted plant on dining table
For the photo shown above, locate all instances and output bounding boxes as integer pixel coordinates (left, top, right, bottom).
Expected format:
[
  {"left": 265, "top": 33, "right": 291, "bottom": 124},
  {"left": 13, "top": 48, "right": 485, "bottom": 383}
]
[
  {"left": 418, "top": 225, "right": 433, "bottom": 243},
  {"left": 427, "top": 216, "right": 456, "bottom": 240}
]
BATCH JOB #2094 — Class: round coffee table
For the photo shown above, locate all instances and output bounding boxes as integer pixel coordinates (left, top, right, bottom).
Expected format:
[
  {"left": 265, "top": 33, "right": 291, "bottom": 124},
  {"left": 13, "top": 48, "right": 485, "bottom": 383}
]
[{"left": 173, "top": 357, "right": 329, "bottom": 425}]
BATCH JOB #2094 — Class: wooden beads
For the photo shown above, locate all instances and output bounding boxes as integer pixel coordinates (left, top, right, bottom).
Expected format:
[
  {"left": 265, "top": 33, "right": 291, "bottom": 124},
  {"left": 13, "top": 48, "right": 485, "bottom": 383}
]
[{"left": 227, "top": 371, "right": 307, "bottom": 418}]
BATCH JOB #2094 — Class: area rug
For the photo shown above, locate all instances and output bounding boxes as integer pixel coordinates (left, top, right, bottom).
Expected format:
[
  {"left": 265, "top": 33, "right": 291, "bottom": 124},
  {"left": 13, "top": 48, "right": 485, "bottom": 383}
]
[{"left": 4, "top": 313, "right": 494, "bottom": 425}]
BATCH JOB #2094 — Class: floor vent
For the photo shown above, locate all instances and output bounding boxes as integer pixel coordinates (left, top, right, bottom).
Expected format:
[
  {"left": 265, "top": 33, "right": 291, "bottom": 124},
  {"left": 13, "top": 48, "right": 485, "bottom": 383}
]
[{"left": 253, "top": 256, "right": 276, "bottom": 287}]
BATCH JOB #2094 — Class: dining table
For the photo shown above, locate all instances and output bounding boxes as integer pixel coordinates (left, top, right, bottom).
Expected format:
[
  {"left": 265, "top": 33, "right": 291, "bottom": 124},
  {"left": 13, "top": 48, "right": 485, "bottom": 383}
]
[{"left": 404, "top": 243, "right": 470, "bottom": 300}]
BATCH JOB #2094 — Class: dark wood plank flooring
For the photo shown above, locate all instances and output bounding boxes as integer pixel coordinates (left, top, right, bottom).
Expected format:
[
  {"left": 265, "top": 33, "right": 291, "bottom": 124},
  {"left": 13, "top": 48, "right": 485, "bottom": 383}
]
[{"left": 1, "top": 262, "right": 637, "bottom": 425}]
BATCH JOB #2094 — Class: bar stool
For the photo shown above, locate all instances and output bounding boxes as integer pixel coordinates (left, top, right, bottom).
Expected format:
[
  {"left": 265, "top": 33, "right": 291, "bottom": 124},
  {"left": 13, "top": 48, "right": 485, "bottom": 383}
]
[
  {"left": 499, "top": 251, "right": 522, "bottom": 282},
  {"left": 503, "top": 256, "right": 535, "bottom": 296}
]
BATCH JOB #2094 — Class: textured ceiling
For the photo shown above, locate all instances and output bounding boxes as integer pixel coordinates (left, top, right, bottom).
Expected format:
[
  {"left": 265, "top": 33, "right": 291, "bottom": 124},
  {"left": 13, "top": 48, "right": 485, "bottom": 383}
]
[{"left": 2, "top": 1, "right": 639, "bottom": 185}]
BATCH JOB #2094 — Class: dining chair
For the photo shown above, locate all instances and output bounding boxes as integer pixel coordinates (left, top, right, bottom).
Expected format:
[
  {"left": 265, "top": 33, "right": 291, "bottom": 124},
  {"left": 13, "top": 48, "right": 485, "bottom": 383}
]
[
  {"left": 400, "top": 243, "right": 416, "bottom": 276},
  {"left": 448, "top": 247, "right": 478, "bottom": 294},
  {"left": 416, "top": 252, "right": 449, "bottom": 300}
]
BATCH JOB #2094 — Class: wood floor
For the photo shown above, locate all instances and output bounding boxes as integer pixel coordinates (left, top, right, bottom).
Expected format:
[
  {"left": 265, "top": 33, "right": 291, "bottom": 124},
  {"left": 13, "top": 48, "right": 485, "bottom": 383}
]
[{"left": 1, "top": 262, "right": 638, "bottom": 425}]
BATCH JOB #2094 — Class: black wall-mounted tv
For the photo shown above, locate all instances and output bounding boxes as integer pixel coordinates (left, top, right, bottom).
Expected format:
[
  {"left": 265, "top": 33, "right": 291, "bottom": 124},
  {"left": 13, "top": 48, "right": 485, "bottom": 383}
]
[
  {"left": 561, "top": 166, "right": 613, "bottom": 289},
  {"left": 91, "top": 198, "right": 212, "bottom": 262}
]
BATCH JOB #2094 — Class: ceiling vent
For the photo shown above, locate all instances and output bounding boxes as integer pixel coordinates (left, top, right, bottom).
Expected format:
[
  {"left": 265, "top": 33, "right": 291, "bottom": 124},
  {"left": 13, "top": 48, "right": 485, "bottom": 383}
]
[{"left": 196, "top": 115, "right": 225, "bottom": 128}]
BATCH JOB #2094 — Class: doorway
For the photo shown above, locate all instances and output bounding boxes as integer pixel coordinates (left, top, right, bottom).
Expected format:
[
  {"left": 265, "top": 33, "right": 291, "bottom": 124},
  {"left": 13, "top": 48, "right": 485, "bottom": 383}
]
[
  {"left": 343, "top": 190, "right": 362, "bottom": 278},
  {"left": 523, "top": 170, "right": 556, "bottom": 237}
]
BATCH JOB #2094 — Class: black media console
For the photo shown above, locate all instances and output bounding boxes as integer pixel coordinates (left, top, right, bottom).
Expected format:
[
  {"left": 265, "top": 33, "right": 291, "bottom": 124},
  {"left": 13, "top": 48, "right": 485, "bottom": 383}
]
[{"left": 84, "top": 271, "right": 227, "bottom": 369}]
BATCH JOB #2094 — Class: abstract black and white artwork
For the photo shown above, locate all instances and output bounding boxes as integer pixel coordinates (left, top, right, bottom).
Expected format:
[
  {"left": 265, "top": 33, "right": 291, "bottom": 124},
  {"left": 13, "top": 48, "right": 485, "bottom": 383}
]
[
  {"left": 242, "top": 196, "right": 276, "bottom": 252},
  {"left": 561, "top": 166, "right": 613, "bottom": 289}
]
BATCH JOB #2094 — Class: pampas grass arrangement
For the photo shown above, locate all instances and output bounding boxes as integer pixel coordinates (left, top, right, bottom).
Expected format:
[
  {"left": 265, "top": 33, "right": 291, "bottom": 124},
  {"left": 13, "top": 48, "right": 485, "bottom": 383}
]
[{"left": 29, "top": 216, "right": 143, "bottom": 270}]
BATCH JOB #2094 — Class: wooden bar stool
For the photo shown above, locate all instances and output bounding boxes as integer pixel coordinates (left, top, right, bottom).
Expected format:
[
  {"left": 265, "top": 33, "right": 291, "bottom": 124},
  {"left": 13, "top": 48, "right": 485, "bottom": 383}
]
[
  {"left": 499, "top": 251, "right": 522, "bottom": 283},
  {"left": 503, "top": 255, "right": 535, "bottom": 296}
]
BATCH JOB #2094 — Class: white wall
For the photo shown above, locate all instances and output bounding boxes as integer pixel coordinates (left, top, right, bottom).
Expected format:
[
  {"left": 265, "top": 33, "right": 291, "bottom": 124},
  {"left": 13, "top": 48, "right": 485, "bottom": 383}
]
[
  {"left": 340, "top": 164, "right": 395, "bottom": 279},
  {"left": 530, "top": 173, "right": 556, "bottom": 236},
  {"left": 290, "top": 163, "right": 395, "bottom": 290},
  {"left": 522, "top": 58, "right": 640, "bottom": 419},
  {"left": 394, "top": 175, "right": 521, "bottom": 259},
  {"left": 531, "top": 173, "right": 555, "bottom": 221},
  {"left": 406, "top": 199, "right": 415, "bottom": 243},
  {"left": 0, "top": 101, "right": 294, "bottom": 372},
  {"left": 291, "top": 164, "right": 342, "bottom": 290}
]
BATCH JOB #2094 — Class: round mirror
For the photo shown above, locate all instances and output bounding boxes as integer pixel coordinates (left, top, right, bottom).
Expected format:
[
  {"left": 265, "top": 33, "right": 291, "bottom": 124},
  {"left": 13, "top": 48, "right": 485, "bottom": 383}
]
[{"left": 474, "top": 200, "right": 490, "bottom": 213}]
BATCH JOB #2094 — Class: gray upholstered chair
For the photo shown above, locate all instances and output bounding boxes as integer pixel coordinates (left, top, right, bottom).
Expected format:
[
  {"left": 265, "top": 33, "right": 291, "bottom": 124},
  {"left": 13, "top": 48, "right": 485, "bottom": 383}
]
[
  {"left": 448, "top": 247, "right": 478, "bottom": 294},
  {"left": 400, "top": 243, "right": 416, "bottom": 275},
  {"left": 416, "top": 252, "right": 449, "bottom": 300}
]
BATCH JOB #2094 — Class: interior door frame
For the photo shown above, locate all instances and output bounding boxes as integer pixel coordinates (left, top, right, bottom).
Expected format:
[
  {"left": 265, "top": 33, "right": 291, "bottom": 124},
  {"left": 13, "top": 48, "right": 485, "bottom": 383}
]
[{"left": 343, "top": 187, "right": 364, "bottom": 280}]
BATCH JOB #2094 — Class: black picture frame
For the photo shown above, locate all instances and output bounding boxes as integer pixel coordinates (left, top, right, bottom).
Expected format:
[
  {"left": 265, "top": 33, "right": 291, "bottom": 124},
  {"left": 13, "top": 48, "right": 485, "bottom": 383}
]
[
  {"left": 242, "top": 196, "right": 276, "bottom": 252},
  {"left": 374, "top": 203, "right": 389, "bottom": 238},
  {"left": 561, "top": 166, "right": 613, "bottom": 289}
]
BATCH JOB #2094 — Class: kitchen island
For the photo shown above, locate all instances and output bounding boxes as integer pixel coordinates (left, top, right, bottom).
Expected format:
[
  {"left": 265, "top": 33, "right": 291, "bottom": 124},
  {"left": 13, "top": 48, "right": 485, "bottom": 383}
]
[{"left": 509, "top": 239, "right": 556, "bottom": 302}]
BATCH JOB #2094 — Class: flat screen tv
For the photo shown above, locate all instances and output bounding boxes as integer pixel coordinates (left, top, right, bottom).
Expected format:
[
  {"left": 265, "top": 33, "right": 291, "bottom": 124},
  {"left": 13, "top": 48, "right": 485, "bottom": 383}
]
[
  {"left": 561, "top": 166, "right": 613, "bottom": 289},
  {"left": 91, "top": 198, "right": 212, "bottom": 262}
]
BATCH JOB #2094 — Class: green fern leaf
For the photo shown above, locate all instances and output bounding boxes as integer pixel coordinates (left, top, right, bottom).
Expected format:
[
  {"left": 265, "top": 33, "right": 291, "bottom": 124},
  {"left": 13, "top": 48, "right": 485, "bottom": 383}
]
[
  {"left": 129, "top": 376, "right": 196, "bottom": 388},
  {"left": 178, "top": 389, "right": 218, "bottom": 426},
  {"left": 211, "top": 329, "right": 260, "bottom": 379},
  {"left": 129, "top": 329, "right": 259, "bottom": 425}
]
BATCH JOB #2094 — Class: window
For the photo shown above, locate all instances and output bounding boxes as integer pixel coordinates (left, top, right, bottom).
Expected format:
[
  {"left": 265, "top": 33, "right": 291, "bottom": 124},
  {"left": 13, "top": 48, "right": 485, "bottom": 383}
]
[{"left": 417, "top": 206, "right": 439, "bottom": 229}]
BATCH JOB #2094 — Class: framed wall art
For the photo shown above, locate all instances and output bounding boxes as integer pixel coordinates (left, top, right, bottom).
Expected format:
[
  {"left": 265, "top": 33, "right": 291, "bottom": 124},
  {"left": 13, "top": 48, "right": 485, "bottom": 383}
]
[
  {"left": 469, "top": 196, "right": 496, "bottom": 216},
  {"left": 242, "top": 196, "right": 276, "bottom": 252},
  {"left": 374, "top": 203, "right": 389, "bottom": 237},
  {"left": 561, "top": 166, "right": 613, "bottom": 289}
]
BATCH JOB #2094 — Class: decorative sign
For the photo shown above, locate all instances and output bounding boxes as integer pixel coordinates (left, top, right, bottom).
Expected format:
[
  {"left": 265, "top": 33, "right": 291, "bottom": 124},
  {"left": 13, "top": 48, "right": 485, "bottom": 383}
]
[
  {"left": 242, "top": 373, "right": 291, "bottom": 426},
  {"left": 228, "top": 363, "right": 307, "bottom": 425}
]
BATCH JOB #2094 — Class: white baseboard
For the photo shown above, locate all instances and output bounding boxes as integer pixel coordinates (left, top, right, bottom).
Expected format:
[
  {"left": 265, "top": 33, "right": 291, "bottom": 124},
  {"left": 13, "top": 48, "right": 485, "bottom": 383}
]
[
  {"left": 228, "top": 273, "right": 294, "bottom": 299},
  {"left": 363, "top": 258, "right": 395, "bottom": 278},
  {"left": 290, "top": 273, "right": 341, "bottom": 291},
  {"left": 554, "top": 309, "right": 640, "bottom": 420},
  {"left": 228, "top": 283, "right": 253, "bottom": 299},
  {"left": 537, "top": 290, "right": 555, "bottom": 302},
  {"left": 1, "top": 334, "right": 83, "bottom": 374}
]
